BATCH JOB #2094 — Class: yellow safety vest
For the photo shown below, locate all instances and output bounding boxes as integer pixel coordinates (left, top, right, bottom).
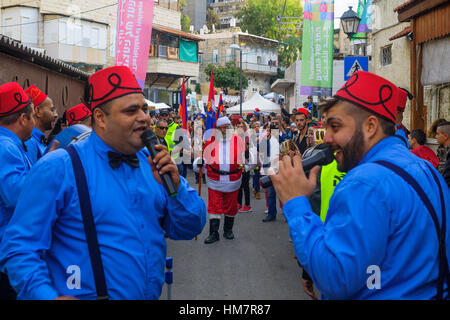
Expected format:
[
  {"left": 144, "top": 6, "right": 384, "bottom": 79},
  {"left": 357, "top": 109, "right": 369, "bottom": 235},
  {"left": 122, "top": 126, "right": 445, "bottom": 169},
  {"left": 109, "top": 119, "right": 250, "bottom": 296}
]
[
  {"left": 165, "top": 121, "right": 178, "bottom": 153},
  {"left": 319, "top": 160, "right": 345, "bottom": 222}
]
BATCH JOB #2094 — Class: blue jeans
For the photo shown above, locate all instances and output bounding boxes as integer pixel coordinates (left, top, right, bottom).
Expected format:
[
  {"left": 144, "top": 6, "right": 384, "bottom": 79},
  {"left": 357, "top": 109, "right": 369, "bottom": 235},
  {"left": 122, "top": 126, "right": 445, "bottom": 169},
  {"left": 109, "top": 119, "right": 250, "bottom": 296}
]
[
  {"left": 252, "top": 170, "right": 261, "bottom": 192},
  {"left": 177, "top": 163, "right": 187, "bottom": 178},
  {"left": 267, "top": 185, "right": 277, "bottom": 217}
]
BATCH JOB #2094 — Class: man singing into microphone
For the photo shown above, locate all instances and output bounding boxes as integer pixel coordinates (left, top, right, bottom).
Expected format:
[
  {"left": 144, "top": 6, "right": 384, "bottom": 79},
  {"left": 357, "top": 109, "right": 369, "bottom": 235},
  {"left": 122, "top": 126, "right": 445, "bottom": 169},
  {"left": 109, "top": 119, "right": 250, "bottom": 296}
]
[{"left": 0, "top": 66, "right": 206, "bottom": 300}]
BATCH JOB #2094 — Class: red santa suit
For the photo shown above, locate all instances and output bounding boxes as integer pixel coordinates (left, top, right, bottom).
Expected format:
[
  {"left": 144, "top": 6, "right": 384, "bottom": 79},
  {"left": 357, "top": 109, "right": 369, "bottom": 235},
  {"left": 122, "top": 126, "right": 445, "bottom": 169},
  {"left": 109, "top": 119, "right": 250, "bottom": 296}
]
[
  {"left": 203, "top": 129, "right": 245, "bottom": 217},
  {"left": 199, "top": 117, "right": 246, "bottom": 243}
]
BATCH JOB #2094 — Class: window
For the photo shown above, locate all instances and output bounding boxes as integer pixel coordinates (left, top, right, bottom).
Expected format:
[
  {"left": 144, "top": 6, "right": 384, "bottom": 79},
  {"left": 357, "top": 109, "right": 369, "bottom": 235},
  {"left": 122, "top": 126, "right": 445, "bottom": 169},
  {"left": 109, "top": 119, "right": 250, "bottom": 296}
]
[
  {"left": 159, "top": 45, "right": 167, "bottom": 57},
  {"left": 381, "top": 45, "right": 392, "bottom": 66},
  {"left": 213, "top": 49, "right": 219, "bottom": 64}
]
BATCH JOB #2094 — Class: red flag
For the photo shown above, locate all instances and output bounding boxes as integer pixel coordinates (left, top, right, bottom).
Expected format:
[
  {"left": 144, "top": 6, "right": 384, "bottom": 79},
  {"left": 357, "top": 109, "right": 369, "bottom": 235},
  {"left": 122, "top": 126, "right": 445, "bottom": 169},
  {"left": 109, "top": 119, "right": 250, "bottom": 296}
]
[
  {"left": 214, "top": 94, "right": 224, "bottom": 127},
  {"left": 180, "top": 75, "right": 188, "bottom": 130}
]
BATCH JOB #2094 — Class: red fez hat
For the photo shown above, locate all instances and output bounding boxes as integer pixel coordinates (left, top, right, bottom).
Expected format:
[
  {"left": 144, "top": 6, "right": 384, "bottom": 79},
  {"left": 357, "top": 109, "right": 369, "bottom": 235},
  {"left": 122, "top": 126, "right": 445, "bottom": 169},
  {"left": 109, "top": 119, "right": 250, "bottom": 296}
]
[
  {"left": 0, "top": 82, "right": 31, "bottom": 118},
  {"left": 25, "top": 85, "right": 47, "bottom": 108},
  {"left": 85, "top": 65, "right": 143, "bottom": 110},
  {"left": 67, "top": 104, "right": 92, "bottom": 126},
  {"left": 255, "top": 108, "right": 260, "bottom": 112},
  {"left": 296, "top": 107, "right": 309, "bottom": 118},
  {"left": 334, "top": 71, "right": 399, "bottom": 123}
]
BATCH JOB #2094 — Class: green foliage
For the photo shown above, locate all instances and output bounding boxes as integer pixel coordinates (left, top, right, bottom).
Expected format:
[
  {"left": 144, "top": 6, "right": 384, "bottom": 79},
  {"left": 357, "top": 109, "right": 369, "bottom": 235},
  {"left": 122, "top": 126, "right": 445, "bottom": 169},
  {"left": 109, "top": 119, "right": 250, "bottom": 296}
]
[
  {"left": 195, "top": 83, "right": 201, "bottom": 94},
  {"left": 180, "top": 0, "right": 191, "bottom": 33},
  {"left": 269, "top": 68, "right": 285, "bottom": 85},
  {"left": 204, "top": 62, "right": 249, "bottom": 91},
  {"left": 236, "top": 0, "right": 303, "bottom": 68},
  {"left": 206, "top": 8, "right": 220, "bottom": 31}
]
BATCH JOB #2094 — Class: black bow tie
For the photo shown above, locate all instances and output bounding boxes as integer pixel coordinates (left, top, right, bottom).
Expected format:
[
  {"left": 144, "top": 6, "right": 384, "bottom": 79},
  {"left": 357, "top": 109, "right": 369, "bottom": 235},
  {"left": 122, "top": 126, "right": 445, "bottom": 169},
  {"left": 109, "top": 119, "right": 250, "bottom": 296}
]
[{"left": 107, "top": 151, "right": 140, "bottom": 169}]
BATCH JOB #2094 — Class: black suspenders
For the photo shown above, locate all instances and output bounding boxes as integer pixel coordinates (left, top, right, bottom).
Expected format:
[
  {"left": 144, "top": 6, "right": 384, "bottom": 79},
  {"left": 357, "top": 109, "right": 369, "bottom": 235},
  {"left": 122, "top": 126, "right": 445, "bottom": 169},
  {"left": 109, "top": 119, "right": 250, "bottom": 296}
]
[
  {"left": 374, "top": 160, "right": 449, "bottom": 300},
  {"left": 66, "top": 145, "right": 109, "bottom": 300}
]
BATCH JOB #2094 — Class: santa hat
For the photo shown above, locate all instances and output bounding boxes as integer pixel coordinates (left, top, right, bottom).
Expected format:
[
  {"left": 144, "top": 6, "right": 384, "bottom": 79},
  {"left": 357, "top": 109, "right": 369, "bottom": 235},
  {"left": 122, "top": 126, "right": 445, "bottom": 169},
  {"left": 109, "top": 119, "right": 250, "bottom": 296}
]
[
  {"left": 84, "top": 65, "right": 143, "bottom": 111},
  {"left": 25, "top": 85, "right": 47, "bottom": 108},
  {"left": 0, "top": 82, "right": 31, "bottom": 117},
  {"left": 334, "top": 71, "right": 400, "bottom": 123},
  {"left": 66, "top": 104, "right": 92, "bottom": 126},
  {"left": 216, "top": 116, "right": 231, "bottom": 127}
]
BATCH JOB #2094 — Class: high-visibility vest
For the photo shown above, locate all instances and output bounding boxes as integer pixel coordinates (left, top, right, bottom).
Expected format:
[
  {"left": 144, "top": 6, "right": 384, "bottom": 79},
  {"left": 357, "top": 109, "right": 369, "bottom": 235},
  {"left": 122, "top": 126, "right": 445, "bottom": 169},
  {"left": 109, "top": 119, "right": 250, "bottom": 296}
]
[
  {"left": 165, "top": 121, "right": 178, "bottom": 153},
  {"left": 320, "top": 160, "right": 346, "bottom": 222}
]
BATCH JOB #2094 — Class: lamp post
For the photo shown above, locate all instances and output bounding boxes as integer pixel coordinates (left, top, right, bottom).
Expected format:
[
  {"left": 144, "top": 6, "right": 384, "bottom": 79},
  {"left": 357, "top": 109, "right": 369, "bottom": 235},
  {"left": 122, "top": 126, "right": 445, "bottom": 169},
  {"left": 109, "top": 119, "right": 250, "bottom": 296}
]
[
  {"left": 340, "top": 6, "right": 367, "bottom": 56},
  {"left": 230, "top": 44, "right": 243, "bottom": 117}
]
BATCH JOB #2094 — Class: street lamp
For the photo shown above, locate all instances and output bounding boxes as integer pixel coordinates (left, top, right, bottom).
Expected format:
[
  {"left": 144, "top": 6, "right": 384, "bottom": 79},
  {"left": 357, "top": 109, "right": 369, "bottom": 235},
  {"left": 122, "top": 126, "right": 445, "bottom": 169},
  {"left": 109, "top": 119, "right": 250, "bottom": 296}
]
[
  {"left": 230, "top": 44, "right": 243, "bottom": 117},
  {"left": 340, "top": 6, "right": 367, "bottom": 56}
]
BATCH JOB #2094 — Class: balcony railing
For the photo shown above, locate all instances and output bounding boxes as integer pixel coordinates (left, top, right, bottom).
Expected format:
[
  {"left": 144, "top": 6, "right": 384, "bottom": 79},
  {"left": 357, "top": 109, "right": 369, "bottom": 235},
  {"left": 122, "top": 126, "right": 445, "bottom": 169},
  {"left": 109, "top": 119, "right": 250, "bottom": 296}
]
[{"left": 242, "top": 62, "right": 278, "bottom": 74}]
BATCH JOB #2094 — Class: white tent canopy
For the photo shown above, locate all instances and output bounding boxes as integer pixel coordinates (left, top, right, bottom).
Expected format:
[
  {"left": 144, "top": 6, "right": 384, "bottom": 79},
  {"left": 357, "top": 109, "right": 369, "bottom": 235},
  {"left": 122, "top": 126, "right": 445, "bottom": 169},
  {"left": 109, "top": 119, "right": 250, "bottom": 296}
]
[
  {"left": 146, "top": 99, "right": 171, "bottom": 110},
  {"left": 226, "top": 92, "right": 280, "bottom": 114}
]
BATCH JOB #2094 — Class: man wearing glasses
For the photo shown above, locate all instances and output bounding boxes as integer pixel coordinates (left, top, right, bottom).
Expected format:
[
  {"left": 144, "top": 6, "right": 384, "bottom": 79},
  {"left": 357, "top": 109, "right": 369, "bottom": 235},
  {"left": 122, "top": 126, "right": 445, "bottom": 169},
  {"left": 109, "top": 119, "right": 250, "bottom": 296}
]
[{"left": 155, "top": 120, "right": 169, "bottom": 148}]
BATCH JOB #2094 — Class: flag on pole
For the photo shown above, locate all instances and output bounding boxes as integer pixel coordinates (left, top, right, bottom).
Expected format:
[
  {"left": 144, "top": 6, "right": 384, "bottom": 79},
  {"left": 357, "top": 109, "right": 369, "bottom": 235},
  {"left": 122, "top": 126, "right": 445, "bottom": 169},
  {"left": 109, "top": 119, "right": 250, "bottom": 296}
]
[
  {"left": 179, "top": 75, "right": 188, "bottom": 130},
  {"left": 204, "top": 70, "right": 216, "bottom": 141},
  {"left": 214, "top": 93, "right": 224, "bottom": 127},
  {"left": 351, "top": 0, "right": 371, "bottom": 41},
  {"left": 115, "top": 0, "right": 154, "bottom": 89}
]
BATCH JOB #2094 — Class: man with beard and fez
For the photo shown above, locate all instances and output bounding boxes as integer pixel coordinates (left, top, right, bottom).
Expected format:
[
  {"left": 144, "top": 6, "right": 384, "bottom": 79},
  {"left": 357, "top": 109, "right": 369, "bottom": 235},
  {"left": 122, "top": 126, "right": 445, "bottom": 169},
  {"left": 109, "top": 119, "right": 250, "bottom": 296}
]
[
  {"left": 0, "top": 66, "right": 206, "bottom": 300},
  {"left": 0, "top": 82, "right": 35, "bottom": 300},
  {"left": 270, "top": 71, "right": 450, "bottom": 299},
  {"left": 24, "top": 85, "right": 58, "bottom": 164},
  {"left": 292, "top": 107, "right": 310, "bottom": 154}
]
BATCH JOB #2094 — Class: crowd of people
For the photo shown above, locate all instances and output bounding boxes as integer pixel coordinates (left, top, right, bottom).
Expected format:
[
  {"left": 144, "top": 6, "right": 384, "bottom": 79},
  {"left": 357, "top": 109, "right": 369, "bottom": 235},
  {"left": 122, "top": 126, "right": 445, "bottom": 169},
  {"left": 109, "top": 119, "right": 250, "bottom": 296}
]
[{"left": 0, "top": 66, "right": 449, "bottom": 300}]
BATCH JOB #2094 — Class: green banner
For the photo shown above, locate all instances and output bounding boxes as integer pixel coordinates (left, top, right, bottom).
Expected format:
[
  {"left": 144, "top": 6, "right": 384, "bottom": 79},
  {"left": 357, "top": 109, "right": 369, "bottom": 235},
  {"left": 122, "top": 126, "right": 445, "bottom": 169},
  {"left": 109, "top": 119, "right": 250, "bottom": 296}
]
[
  {"left": 300, "top": 0, "right": 334, "bottom": 97},
  {"left": 180, "top": 39, "right": 198, "bottom": 63}
]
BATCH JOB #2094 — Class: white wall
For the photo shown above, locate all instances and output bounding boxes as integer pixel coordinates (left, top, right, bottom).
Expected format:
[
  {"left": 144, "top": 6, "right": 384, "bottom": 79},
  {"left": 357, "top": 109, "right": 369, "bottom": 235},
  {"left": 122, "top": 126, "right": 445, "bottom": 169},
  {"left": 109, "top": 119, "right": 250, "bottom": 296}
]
[{"left": 2, "top": 7, "right": 39, "bottom": 46}]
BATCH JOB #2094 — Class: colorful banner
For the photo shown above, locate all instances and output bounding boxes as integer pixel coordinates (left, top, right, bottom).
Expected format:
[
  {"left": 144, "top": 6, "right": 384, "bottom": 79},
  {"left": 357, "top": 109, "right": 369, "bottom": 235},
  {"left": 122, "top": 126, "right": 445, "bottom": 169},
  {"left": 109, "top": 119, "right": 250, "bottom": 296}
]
[
  {"left": 115, "top": 0, "right": 154, "bottom": 90},
  {"left": 204, "top": 70, "right": 216, "bottom": 141},
  {"left": 352, "top": 0, "right": 372, "bottom": 40},
  {"left": 300, "top": 0, "right": 334, "bottom": 97}
]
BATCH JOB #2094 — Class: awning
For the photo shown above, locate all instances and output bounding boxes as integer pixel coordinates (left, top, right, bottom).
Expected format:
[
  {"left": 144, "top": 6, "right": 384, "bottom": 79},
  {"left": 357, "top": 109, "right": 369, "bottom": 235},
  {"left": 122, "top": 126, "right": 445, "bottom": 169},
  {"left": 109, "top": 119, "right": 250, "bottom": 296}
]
[
  {"left": 152, "top": 25, "right": 204, "bottom": 41},
  {"left": 271, "top": 79, "right": 296, "bottom": 91},
  {"left": 389, "top": 26, "right": 411, "bottom": 41}
]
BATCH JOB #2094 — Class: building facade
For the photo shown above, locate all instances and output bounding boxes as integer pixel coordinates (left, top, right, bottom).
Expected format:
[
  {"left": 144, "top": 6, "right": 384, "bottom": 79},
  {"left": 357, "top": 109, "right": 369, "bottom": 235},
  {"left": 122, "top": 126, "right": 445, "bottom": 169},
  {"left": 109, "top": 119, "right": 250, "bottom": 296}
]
[
  {"left": 147, "top": 1, "right": 203, "bottom": 107},
  {"left": 208, "top": 0, "right": 246, "bottom": 30},
  {"left": 198, "top": 28, "right": 278, "bottom": 104},
  {"left": 1, "top": 0, "right": 118, "bottom": 73},
  {"left": 183, "top": 0, "right": 207, "bottom": 32}
]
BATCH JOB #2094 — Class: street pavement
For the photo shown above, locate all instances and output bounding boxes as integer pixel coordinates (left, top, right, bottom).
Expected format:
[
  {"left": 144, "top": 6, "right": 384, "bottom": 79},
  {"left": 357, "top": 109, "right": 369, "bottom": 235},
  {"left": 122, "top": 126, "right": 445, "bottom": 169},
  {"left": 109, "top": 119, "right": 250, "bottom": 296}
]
[{"left": 164, "top": 170, "right": 315, "bottom": 300}]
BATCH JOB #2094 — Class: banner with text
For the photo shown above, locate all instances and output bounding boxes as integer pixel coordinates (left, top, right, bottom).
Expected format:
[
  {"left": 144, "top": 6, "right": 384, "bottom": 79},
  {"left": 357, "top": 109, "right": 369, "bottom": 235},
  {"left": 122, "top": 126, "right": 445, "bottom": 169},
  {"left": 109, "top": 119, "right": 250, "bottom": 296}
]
[
  {"left": 116, "top": 0, "right": 154, "bottom": 89},
  {"left": 300, "top": 0, "right": 334, "bottom": 97}
]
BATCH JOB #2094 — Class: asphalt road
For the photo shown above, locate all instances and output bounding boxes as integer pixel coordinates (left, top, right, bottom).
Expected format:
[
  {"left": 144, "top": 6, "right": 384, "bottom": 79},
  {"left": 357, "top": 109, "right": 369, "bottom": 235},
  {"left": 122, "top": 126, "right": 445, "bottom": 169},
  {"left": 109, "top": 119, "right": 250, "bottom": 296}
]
[{"left": 164, "top": 170, "right": 316, "bottom": 300}]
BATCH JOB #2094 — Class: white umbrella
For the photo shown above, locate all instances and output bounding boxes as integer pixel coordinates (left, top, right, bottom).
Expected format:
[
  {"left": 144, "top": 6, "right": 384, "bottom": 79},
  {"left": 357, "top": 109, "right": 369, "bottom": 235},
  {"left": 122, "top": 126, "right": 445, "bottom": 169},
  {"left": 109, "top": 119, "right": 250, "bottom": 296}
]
[
  {"left": 155, "top": 102, "right": 171, "bottom": 110},
  {"left": 145, "top": 99, "right": 156, "bottom": 107}
]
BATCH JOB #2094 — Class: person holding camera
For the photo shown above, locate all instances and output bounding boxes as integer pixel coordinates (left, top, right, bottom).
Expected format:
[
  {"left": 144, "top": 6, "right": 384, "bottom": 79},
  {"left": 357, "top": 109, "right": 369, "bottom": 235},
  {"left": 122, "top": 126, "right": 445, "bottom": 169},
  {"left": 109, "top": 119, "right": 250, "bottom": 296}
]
[{"left": 270, "top": 71, "right": 450, "bottom": 299}]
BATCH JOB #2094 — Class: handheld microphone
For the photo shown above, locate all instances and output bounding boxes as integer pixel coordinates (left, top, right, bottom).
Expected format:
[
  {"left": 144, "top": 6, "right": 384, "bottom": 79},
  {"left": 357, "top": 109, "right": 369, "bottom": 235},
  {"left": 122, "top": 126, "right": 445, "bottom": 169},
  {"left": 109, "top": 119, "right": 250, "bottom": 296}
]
[
  {"left": 141, "top": 130, "right": 178, "bottom": 197},
  {"left": 260, "top": 144, "right": 335, "bottom": 188}
]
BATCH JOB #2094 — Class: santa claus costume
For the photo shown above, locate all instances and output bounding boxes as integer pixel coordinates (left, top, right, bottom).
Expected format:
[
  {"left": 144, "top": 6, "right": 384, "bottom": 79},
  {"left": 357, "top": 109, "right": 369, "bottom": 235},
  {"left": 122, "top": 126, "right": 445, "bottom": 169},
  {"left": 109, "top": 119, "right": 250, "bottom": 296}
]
[{"left": 199, "top": 117, "right": 246, "bottom": 244}]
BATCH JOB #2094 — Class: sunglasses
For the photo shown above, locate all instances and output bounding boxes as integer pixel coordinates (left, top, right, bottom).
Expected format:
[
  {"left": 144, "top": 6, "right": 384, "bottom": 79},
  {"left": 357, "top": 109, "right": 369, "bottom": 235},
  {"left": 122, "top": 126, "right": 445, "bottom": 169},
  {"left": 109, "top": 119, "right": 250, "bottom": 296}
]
[{"left": 158, "top": 126, "right": 168, "bottom": 130}]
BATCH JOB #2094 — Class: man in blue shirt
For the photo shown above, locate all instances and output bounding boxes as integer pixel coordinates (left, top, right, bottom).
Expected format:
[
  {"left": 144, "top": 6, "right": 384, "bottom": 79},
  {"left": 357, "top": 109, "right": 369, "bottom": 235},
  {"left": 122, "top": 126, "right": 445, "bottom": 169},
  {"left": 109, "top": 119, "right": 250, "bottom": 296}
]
[
  {"left": 270, "top": 71, "right": 450, "bottom": 299},
  {"left": 0, "top": 66, "right": 206, "bottom": 300},
  {"left": 24, "top": 85, "right": 57, "bottom": 164},
  {"left": 0, "top": 82, "right": 35, "bottom": 299}
]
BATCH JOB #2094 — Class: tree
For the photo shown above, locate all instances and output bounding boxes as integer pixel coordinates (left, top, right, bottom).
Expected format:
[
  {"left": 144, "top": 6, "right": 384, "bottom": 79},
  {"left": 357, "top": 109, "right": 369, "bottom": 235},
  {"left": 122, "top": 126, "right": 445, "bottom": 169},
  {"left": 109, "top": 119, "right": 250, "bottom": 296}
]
[
  {"left": 206, "top": 8, "right": 220, "bottom": 31},
  {"left": 179, "top": 0, "right": 191, "bottom": 32},
  {"left": 204, "top": 62, "right": 248, "bottom": 91},
  {"left": 236, "top": 0, "right": 303, "bottom": 68}
]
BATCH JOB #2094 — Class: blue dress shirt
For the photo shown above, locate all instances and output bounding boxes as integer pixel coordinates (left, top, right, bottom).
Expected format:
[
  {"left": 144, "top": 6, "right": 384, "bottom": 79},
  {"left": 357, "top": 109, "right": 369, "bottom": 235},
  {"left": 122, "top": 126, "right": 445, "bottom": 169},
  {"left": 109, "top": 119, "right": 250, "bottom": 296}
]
[
  {"left": 0, "top": 131, "right": 206, "bottom": 300},
  {"left": 0, "top": 127, "right": 32, "bottom": 241},
  {"left": 283, "top": 136, "right": 450, "bottom": 299},
  {"left": 24, "top": 127, "right": 46, "bottom": 164}
]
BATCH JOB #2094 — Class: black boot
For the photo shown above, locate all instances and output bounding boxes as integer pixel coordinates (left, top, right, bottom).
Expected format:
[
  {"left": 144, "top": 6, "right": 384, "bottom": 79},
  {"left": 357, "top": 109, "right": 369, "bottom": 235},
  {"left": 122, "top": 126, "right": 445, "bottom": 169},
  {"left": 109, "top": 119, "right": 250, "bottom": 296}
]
[
  {"left": 204, "top": 219, "right": 220, "bottom": 244},
  {"left": 223, "top": 216, "right": 235, "bottom": 240}
]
